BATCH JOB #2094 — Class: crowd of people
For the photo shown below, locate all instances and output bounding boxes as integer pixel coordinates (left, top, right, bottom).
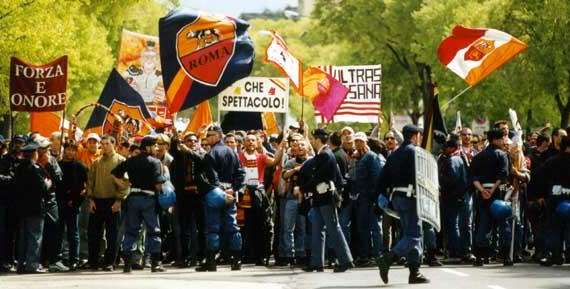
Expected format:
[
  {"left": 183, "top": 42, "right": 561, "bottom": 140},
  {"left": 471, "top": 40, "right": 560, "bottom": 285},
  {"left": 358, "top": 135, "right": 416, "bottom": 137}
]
[{"left": 0, "top": 120, "right": 569, "bottom": 285}]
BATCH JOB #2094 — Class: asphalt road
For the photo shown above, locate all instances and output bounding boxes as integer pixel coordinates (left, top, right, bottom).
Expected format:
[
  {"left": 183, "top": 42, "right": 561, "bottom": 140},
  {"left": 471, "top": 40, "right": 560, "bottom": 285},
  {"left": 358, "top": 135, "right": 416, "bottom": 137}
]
[{"left": 2, "top": 263, "right": 569, "bottom": 289}]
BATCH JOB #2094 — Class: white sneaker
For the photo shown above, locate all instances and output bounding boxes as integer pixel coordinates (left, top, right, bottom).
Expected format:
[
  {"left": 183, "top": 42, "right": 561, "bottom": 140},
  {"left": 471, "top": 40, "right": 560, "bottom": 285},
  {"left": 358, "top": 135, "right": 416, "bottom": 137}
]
[{"left": 48, "top": 261, "right": 69, "bottom": 272}]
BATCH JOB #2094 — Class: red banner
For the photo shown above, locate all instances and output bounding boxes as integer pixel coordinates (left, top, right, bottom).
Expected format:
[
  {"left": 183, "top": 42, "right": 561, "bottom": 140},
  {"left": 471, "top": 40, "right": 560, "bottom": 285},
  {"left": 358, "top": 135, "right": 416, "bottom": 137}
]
[{"left": 9, "top": 56, "right": 68, "bottom": 112}]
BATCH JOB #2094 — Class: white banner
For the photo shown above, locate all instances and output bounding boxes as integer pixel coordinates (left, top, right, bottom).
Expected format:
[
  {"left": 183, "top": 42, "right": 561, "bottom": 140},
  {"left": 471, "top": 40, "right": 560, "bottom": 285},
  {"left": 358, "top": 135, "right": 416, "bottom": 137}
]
[
  {"left": 314, "top": 64, "right": 381, "bottom": 123},
  {"left": 415, "top": 147, "right": 441, "bottom": 232},
  {"left": 218, "top": 77, "right": 289, "bottom": 113},
  {"left": 471, "top": 117, "right": 490, "bottom": 137}
]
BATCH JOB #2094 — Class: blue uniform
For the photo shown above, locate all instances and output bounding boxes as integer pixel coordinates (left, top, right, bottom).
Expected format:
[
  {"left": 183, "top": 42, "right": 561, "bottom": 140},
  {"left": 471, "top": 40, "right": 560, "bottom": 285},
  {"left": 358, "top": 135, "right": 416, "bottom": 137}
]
[
  {"left": 536, "top": 151, "right": 570, "bottom": 261},
  {"left": 378, "top": 140, "right": 423, "bottom": 268},
  {"left": 470, "top": 145, "right": 510, "bottom": 260},
  {"left": 203, "top": 140, "right": 245, "bottom": 254},
  {"left": 112, "top": 154, "right": 165, "bottom": 256}
]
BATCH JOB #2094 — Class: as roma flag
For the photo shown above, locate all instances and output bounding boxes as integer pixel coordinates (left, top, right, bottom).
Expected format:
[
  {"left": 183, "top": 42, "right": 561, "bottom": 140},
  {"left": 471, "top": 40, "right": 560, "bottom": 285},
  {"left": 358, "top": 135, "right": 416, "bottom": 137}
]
[
  {"left": 10, "top": 56, "right": 67, "bottom": 112},
  {"left": 85, "top": 69, "right": 158, "bottom": 137},
  {"left": 437, "top": 26, "right": 527, "bottom": 86},
  {"left": 159, "top": 9, "right": 254, "bottom": 113}
]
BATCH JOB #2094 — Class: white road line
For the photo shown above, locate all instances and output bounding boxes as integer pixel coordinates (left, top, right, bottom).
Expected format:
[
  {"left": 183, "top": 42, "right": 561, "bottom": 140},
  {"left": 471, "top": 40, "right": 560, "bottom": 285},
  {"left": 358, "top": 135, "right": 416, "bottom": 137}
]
[
  {"left": 440, "top": 268, "right": 469, "bottom": 277},
  {"left": 488, "top": 285, "right": 507, "bottom": 289}
]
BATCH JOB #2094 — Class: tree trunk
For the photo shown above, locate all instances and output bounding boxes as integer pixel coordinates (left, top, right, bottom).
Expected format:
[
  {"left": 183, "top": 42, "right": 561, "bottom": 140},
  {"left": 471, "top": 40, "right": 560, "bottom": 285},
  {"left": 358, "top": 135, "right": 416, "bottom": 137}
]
[
  {"left": 0, "top": 112, "right": 11, "bottom": 138},
  {"left": 554, "top": 93, "right": 570, "bottom": 129}
]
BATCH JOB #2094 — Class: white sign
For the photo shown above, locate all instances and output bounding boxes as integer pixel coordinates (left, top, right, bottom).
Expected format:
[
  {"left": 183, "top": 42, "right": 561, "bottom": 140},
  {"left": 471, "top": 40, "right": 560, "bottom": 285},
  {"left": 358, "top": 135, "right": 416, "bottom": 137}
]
[
  {"left": 471, "top": 117, "right": 490, "bottom": 137},
  {"left": 415, "top": 147, "right": 441, "bottom": 232},
  {"left": 218, "top": 77, "right": 289, "bottom": 113},
  {"left": 314, "top": 65, "right": 381, "bottom": 123}
]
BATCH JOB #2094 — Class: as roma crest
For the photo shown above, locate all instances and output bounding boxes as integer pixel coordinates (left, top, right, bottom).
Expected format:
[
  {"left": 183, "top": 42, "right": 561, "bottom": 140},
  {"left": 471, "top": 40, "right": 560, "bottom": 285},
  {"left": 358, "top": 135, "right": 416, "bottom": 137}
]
[
  {"left": 176, "top": 14, "right": 236, "bottom": 86},
  {"left": 103, "top": 100, "right": 150, "bottom": 138},
  {"left": 464, "top": 39, "right": 495, "bottom": 61}
]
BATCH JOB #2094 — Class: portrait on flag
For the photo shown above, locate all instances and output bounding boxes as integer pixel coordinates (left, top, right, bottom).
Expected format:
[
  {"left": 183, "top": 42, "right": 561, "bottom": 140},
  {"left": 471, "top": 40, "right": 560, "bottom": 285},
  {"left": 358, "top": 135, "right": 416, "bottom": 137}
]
[
  {"left": 218, "top": 77, "right": 289, "bottom": 113},
  {"left": 315, "top": 65, "right": 381, "bottom": 123},
  {"left": 159, "top": 8, "right": 254, "bottom": 112},
  {"left": 9, "top": 56, "right": 68, "bottom": 112},
  {"left": 117, "top": 29, "right": 168, "bottom": 118}
]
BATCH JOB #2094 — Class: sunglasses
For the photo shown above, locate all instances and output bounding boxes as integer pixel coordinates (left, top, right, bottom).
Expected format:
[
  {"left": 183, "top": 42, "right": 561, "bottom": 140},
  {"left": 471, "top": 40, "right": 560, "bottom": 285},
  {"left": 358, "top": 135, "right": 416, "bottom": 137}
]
[
  {"left": 185, "top": 139, "right": 197, "bottom": 143},
  {"left": 385, "top": 137, "right": 395, "bottom": 140}
]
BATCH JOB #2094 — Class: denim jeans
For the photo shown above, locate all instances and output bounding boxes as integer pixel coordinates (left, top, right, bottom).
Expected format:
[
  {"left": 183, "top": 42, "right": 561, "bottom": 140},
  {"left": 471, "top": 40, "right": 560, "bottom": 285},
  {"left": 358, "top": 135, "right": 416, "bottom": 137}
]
[
  {"left": 309, "top": 204, "right": 353, "bottom": 267},
  {"left": 280, "top": 198, "right": 306, "bottom": 258},
  {"left": 391, "top": 195, "right": 423, "bottom": 268},
  {"left": 123, "top": 195, "right": 162, "bottom": 256},
  {"left": 442, "top": 195, "right": 473, "bottom": 257},
  {"left": 18, "top": 215, "right": 44, "bottom": 271},
  {"left": 42, "top": 199, "right": 61, "bottom": 264},
  {"left": 57, "top": 204, "right": 80, "bottom": 263}
]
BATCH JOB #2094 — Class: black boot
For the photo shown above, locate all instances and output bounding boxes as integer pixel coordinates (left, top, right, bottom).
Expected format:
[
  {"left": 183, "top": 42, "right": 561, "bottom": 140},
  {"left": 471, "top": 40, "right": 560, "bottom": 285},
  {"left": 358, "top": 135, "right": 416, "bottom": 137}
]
[
  {"left": 123, "top": 255, "right": 132, "bottom": 273},
  {"left": 376, "top": 252, "right": 396, "bottom": 284},
  {"left": 408, "top": 266, "right": 430, "bottom": 284},
  {"left": 151, "top": 254, "right": 166, "bottom": 272},
  {"left": 195, "top": 252, "right": 217, "bottom": 272},
  {"left": 231, "top": 252, "right": 242, "bottom": 271},
  {"left": 426, "top": 250, "right": 443, "bottom": 267},
  {"left": 502, "top": 248, "right": 513, "bottom": 267},
  {"left": 473, "top": 247, "right": 485, "bottom": 267}
]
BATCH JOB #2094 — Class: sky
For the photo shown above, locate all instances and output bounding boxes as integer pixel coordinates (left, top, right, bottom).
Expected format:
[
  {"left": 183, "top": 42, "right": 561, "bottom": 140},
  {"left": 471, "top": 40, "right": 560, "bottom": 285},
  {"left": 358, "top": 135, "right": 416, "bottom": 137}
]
[{"left": 180, "top": 0, "right": 298, "bottom": 17}]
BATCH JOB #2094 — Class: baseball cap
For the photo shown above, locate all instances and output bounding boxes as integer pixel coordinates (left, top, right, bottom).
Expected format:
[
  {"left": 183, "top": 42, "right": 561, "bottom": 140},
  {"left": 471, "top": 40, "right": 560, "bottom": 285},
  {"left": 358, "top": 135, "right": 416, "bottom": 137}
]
[
  {"left": 21, "top": 142, "right": 40, "bottom": 152},
  {"left": 87, "top": 133, "right": 101, "bottom": 142},
  {"left": 36, "top": 136, "right": 51, "bottom": 148},
  {"left": 402, "top": 124, "right": 423, "bottom": 135},
  {"left": 353, "top": 132, "right": 368, "bottom": 142}
]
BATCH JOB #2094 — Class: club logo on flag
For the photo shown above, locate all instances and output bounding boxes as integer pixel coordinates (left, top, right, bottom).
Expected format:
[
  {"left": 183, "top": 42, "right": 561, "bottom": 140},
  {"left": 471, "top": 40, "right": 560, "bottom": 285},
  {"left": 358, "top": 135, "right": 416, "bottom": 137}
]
[
  {"left": 464, "top": 39, "right": 495, "bottom": 61},
  {"left": 103, "top": 100, "right": 149, "bottom": 137},
  {"left": 176, "top": 14, "right": 236, "bottom": 86}
]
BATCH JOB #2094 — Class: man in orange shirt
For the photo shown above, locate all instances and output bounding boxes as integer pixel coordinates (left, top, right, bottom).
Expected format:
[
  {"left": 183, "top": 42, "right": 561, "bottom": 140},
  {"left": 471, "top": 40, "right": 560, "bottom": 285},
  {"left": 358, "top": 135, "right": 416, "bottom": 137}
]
[{"left": 77, "top": 133, "right": 102, "bottom": 169}]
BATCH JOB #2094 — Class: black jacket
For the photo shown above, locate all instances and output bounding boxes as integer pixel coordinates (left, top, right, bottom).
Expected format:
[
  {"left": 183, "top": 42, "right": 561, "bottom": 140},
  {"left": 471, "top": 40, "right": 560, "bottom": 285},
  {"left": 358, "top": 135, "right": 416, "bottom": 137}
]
[
  {"left": 305, "top": 145, "right": 343, "bottom": 207},
  {"left": 57, "top": 160, "right": 88, "bottom": 207},
  {"left": 15, "top": 159, "right": 50, "bottom": 217}
]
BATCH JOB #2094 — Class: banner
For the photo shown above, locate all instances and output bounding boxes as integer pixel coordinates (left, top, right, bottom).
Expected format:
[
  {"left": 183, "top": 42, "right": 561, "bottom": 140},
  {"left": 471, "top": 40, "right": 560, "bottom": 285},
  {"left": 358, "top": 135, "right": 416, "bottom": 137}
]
[
  {"left": 471, "top": 117, "right": 490, "bottom": 137},
  {"left": 315, "top": 65, "right": 381, "bottom": 123},
  {"left": 159, "top": 9, "right": 254, "bottom": 112},
  {"left": 415, "top": 147, "right": 441, "bottom": 232},
  {"left": 117, "top": 29, "right": 169, "bottom": 119},
  {"left": 10, "top": 56, "right": 68, "bottom": 112},
  {"left": 218, "top": 77, "right": 289, "bottom": 113}
]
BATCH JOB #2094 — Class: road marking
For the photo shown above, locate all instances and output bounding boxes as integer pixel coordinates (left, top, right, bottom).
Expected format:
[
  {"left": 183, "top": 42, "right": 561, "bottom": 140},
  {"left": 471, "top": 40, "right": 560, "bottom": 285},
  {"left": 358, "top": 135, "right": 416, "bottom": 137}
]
[
  {"left": 440, "top": 268, "right": 469, "bottom": 277},
  {"left": 488, "top": 285, "right": 507, "bottom": 289}
]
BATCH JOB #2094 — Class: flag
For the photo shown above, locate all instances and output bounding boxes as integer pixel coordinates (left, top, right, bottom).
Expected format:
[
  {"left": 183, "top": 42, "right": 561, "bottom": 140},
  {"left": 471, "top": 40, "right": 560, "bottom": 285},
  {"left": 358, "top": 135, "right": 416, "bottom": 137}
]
[
  {"left": 262, "top": 111, "right": 280, "bottom": 135},
  {"left": 302, "top": 66, "right": 349, "bottom": 122},
  {"left": 30, "top": 111, "right": 82, "bottom": 139},
  {"left": 85, "top": 69, "right": 157, "bottom": 138},
  {"left": 185, "top": 100, "right": 213, "bottom": 134},
  {"left": 264, "top": 30, "right": 302, "bottom": 89},
  {"left": 421, "top": 92, "right": 447, "bottom": 153},
  {"left": 438, "top": 26, "right": 527, "bottom": 86},
  {"left": 159, "top": 9, "right": 254, "bottom": 113}
]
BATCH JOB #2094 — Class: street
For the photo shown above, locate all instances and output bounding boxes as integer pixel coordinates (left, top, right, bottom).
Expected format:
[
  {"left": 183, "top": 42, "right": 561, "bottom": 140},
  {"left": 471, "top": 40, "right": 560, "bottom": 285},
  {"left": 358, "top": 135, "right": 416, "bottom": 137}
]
[{"left": 2, "top": 263, "right": 569, "bottom": 289}]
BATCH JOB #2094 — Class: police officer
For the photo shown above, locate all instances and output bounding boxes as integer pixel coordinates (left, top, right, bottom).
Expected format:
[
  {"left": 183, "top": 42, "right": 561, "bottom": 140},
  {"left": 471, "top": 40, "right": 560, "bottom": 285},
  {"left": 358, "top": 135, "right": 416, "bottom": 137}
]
[
  {"left": 302, "top": 128, "right": 354, "bottom": 273},
  {"left": 470, "top": 128, "right": 512, "bottom": 266},
  {"left": 536, "top": 136, "right": 570, "bottom": 266},
  {"left": 112, "top": 135, "right": 166, "bottom": 273},
  {"left": 376, "top": 124, "right": 429, "bottom": 284},
  {"left": 195, "top": 125, "right": 245, "bottom": 272}
]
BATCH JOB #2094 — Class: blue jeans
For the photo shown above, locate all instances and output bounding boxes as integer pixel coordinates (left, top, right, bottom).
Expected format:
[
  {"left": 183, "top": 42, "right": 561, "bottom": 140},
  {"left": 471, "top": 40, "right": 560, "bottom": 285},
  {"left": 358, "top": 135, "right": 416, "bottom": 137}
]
[
  {"left": 391, "top": 195, "right": 423, "bottom": 268},
  {"left": 42, "top": 199, "right": 61, "bottom": 264},
  {"left": 122, "top": 195, "right": 162, "bottom": 255},
  {"left": 309, "top": 205, "right": 353, "bottom": 267},
  {"left": 442, "top": 195, "right": 473, "bottom": 257},
  {"left": 280, "top": 198, "right": 306, "bottom": 258},
  {"left": 204, "top": 188, "right": 242, "bottom": 253},
  {"left": 340, "top": 195, "right": 384, "bottom": 258},
  {"left": 57, "top": 204, "right": 80, "bottom": 263},
  {"left": 18, "top": 215, "right": 44, "bottom": 270}
]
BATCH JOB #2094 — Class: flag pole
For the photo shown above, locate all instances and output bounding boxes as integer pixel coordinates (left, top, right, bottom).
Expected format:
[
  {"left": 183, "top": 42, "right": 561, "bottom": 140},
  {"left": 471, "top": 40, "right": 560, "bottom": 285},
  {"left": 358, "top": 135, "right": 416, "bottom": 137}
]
[{"left": 442, "top": 86, "right": 471, "bottom": 110}]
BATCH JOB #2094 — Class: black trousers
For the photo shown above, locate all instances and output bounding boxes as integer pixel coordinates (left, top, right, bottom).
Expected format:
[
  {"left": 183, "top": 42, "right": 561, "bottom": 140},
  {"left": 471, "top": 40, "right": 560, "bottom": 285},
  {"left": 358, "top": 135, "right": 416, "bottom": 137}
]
[
  {"left": 88, "top": 198, "right": 120, "bottom": 266},
  {"left": 177, "top": 194, "right": 205, "bottom": 262}
]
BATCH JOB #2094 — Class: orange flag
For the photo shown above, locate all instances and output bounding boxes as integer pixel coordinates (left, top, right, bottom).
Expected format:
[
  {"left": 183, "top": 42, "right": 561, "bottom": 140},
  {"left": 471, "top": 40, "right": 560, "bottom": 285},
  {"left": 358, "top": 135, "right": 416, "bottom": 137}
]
[
  {"left": 30, "top": 112, "right": 63, "bottom": 137},
  {"left": 262, "top": 112, "right": 280, "bottom": 135},
  {"left": 185, "top": 100, "right": 213, "bottom": 134}
]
